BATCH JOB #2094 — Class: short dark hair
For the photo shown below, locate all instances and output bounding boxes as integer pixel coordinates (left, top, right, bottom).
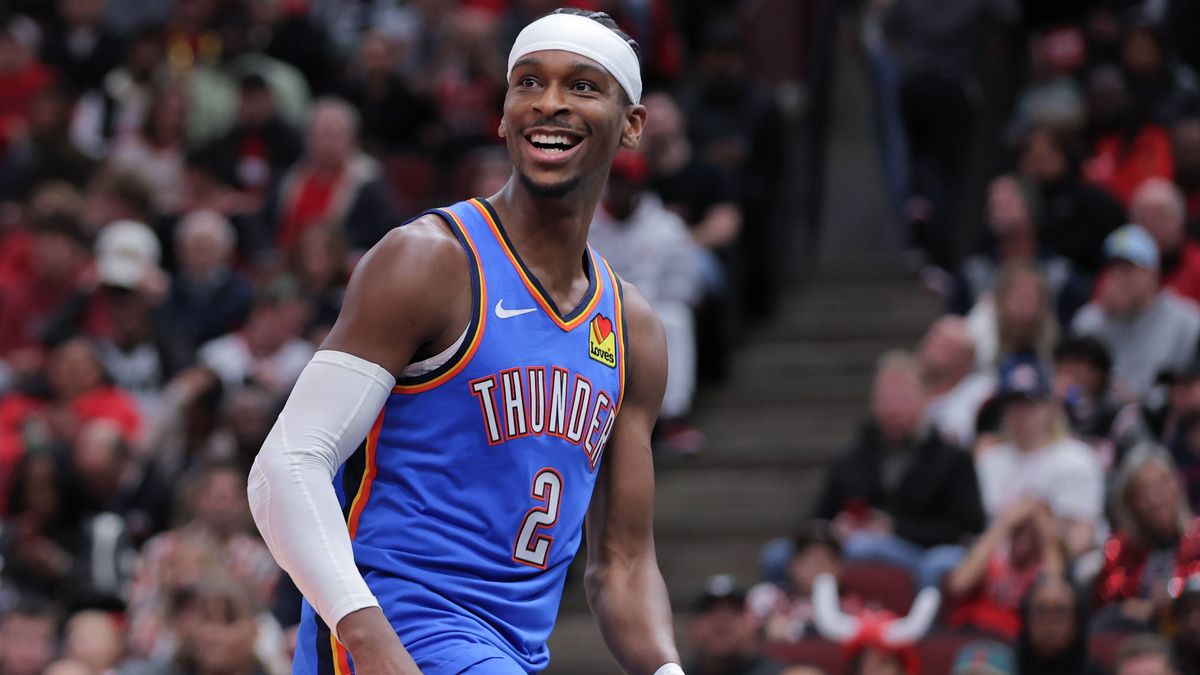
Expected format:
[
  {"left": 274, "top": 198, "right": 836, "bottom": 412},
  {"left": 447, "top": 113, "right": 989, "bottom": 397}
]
[
  {"left": 548, "top": 7, "right": 641, "bottom": 103},
  {"left": 1053, "top": 336, "right": 1112, "bottom": 373},
  {"left": 1113, "top": 633, "right": 1175, "bottom": 673}
]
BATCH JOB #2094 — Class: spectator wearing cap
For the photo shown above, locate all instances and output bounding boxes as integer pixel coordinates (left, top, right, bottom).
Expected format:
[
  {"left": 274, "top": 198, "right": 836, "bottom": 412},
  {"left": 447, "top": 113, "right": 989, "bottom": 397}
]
[
  {"left": 1073, "top": 224, "right": 1200, "bottom": 405},
  {"left": 167, "top": 209, "right": 255, "bottom": 351},
  {"left": 812, "top": 350, "right": 984, "bottom": 589},
  {"left": 1113, "top": 633, "right": 1180, "bottom": 675},
  {"left": 975, "top": 355, "right": 1104, "bottom": 557},
  {"left": 686, "top": 575, "right": 781, "bottom": 675},
  {"left": 746, "top": 521, "right": 861, "bottom": 644},
  {"left": 590, "top": 150, "right": 704, "bottom": 439},
  {"left": 945, "top": 498, "right": 1065, "bottom": 640},
  {"left": 1131, "top": 177, "right": 1200, "bottom": 307},
  {"left": 258, "top": 97, "right": 396, "bottom": 257},
  {"left": 917, "top": 316, "right": 994, "bottom": 448},
  {"left": 197, "top": 279, "right": 314, "bottom": 397},
  {"left": 1094, "top": 445, "right": 1200, "bottom": 632},
  {"left": 951, "top": 640, "right": 1015, "bottom": 675},
  {"left": 1054, "top": 336, "right": 1151, "bottom": 471},
  {"left": 947, "top": 174, "right": 1084, "bottom": 323}
]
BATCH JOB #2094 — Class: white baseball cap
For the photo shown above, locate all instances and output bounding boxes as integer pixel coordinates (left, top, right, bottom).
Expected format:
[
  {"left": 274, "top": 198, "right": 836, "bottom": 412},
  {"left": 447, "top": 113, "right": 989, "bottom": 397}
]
[{"left": 95, "top": 220, "right": 161, "bottom": 289}]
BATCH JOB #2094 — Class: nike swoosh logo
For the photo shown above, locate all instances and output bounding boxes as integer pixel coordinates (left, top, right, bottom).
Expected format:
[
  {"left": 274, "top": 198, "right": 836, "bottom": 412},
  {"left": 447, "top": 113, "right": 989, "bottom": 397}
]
[{"left": 495, "top": 299, "right": 537, "bottom": 319}]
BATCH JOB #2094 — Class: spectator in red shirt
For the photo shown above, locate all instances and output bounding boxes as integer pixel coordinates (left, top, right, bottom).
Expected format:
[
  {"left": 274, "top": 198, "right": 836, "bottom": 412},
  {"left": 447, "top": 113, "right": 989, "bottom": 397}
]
[
  {"left": 1083, "top": 65, "right": 1175, "bottom": 206},
  {"left": 1131, "top": 177, "right": 1200, "bottom": 306},
  {"left": 1095, "top": 445, "right": 1200, "bottom": 632},
  {"left": 0, "top": 16, "right": 55, "bottom": 155},
  {"left": 258, "top": 98, "right": 396, "bottom": 258},
  {"left": 945, "top": 499, "right": 1066, "bottom": 639},
  {"left": 0, "top": 337, "right": 141, "bottom": 511}
]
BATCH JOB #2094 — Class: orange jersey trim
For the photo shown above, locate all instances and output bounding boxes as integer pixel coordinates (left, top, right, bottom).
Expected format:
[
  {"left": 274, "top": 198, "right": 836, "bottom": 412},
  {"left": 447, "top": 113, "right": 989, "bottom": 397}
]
[
  {"left": 469, "top": 198, "right": 603, "bottom": 332},
  {"left": 393, "top": 207, "right": 488, "bottom": 394},
  {"left": 601, "top": 260, "right": 627, "bottom": 413},
  {"left": 345, "top": 410, "right": 385, "bottom": 539},
  {"left": 332, "top": 636, "right": 351, "bottom": 675}
]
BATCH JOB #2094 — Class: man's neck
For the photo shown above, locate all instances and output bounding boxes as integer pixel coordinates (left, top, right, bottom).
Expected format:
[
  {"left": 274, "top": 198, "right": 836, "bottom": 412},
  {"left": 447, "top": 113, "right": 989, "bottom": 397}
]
[{"left": 488, "top": 176, "right": 603, "bottom": 292}]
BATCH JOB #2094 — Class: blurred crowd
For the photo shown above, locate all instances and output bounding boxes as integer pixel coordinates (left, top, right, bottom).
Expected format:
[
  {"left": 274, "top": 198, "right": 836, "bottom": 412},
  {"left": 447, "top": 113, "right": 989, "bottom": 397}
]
[
  {"left": 0, "top": 0, "right": 793, "bottom": 673},
  {"left": 684, "top": 1, "right": 1200, "bottom": 675}
]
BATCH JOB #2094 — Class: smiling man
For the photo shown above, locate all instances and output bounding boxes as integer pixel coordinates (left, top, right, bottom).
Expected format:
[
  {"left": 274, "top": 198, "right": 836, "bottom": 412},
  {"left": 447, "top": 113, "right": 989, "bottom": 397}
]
[{"left": 247, "top": 8, "right": 682, "bottom": 675}]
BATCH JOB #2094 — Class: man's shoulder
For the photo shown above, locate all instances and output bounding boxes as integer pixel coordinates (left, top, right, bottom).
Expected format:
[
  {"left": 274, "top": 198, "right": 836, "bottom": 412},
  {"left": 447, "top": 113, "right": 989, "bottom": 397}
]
[{"left": 1043, "top": 436, "right": 1101, "bottom": 471}]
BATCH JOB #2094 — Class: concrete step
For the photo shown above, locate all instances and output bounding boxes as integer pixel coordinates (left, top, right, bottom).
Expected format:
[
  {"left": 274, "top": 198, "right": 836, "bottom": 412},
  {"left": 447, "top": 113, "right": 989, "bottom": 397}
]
[{"left": 654, "top": 466, "right": 825, "bottom": 538}]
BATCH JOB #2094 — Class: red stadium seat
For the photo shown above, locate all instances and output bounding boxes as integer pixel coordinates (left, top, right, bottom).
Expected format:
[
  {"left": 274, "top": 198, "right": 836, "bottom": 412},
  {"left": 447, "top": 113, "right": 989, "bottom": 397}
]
[
  {"left": 764, "top": 637, "right": 843, "bottom": 673},
  {"left": 917, "top": 632, "right": 978, "bottom": 675},
  {"left": 1089, "top": 630, "right": 1140, "bottom": 671},
  {"left": 840, "top": 562, "right": 917, "bottom": 615}
]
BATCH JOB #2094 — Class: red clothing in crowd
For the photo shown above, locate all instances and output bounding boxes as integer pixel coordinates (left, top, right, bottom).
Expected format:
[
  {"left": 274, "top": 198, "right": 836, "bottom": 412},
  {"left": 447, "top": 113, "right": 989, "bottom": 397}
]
[
  {"left": 1084, "top": 123, "right": 1176, "bottom": 201},
  {"left": 1095, "top": 518, "right": 1200, "bottom": 605},
  {"left": 277, "top": 166, "right": 343, "bottom": 251},
  {"left": 1084, "top": 125, "right": 1175, "bottom": 205},
  {"left": 1163, "top": 240, "right": 1200, "bottom": 307},
  {"left": 0, "top": 387, "right": 142, "bottom": 516},
  {"left": 0, "top": 61, "right": 54, "bottom": 153},
  {"left": 946, "top": 553, "right": 1044, "bottom": 639}
]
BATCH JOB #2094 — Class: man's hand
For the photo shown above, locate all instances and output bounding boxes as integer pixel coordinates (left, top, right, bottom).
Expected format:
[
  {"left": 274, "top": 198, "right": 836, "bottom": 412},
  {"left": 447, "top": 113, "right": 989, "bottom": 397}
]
[{"left": 337, "top": 607, "right": 423, "bottom": 675}]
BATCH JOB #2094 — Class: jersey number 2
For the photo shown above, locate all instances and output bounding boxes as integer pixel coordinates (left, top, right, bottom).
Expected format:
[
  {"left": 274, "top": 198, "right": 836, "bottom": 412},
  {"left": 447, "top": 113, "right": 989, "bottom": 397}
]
[{"left": 513, "top": 468, "right": 563, "bottom": 569}]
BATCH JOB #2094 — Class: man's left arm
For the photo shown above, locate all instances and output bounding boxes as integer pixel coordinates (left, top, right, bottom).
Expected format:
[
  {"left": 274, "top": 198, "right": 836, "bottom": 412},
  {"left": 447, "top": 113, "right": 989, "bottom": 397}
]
[{"left": 584, "top": 281, "right": 681, "bottom": 675}]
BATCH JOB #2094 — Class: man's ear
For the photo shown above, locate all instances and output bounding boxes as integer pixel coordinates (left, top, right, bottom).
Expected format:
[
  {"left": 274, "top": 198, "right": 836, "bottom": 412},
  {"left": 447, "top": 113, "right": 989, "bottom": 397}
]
[
  {"left": 498, "top": 118, "right": 508, "bottom": 139},
  {"left": 620, "top": 105, "right": 647, "bottom": 149}
]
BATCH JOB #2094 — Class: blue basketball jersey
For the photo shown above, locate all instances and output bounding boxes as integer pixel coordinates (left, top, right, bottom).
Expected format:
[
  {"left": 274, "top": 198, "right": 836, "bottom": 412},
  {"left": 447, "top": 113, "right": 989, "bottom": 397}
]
[{"left": 294, "top": 198, "right": 628, "bottom": 675}]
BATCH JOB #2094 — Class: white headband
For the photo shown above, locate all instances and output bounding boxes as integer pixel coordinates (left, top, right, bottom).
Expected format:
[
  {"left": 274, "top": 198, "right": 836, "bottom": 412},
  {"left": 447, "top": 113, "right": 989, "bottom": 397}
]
[{"left": 507, "top": 13, "right": 642, "bottom": 105}]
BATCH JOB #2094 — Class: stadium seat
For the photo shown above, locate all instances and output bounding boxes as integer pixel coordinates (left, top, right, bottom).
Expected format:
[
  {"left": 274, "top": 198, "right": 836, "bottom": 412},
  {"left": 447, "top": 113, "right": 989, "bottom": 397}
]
[
  {"left": 1089, "top": 630, "right": 1140, "bottom": 671},
  {"left": 918, "top": 632, "right": 979, "bottom": 674},
  {"left": 763, "top": 637, "right": 843, "bottom": 673},
  {"left": 840, "top": 562, "right": 917, "bottom": 615}
]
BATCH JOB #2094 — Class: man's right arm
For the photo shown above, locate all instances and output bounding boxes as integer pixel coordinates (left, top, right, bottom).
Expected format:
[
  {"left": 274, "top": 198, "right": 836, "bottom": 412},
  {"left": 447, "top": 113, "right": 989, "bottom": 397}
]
[{"left": 248, "top": 217, "right": 470, "bottom": 673}]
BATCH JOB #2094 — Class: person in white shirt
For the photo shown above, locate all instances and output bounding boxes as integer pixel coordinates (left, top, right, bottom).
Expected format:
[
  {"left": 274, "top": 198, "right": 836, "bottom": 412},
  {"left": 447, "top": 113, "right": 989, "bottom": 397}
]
[
  {"left": 919, "top": 316, "right": 994, "bottom": 447},
  {"left": 976, "top": 354, "right": 1105, "bottom": 558}
]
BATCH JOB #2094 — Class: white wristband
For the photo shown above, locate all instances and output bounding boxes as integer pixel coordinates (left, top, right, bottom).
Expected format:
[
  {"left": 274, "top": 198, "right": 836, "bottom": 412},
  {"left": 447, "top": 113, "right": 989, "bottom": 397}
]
[{"left": 653, "top": 665, "right": 685, "bottom": 675}]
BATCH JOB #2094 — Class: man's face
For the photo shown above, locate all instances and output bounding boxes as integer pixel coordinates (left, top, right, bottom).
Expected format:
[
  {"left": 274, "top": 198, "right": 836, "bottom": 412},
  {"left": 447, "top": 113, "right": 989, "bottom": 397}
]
[
  {"left": 500, "top": 50, "right": 644, "bottom": 199},
  {"left": 1132, "top": 193, "right": 1185, "bottom": 253},
  {"left": 1118, "top": 653, "right": 1176, "bottom": 675},
  {"left": 986, "top": 176, "right": 1032, "bottom": 238},
  {"left": 194, "top": 470, "right": 247, "bottom": 534},
  {"left": 1020, "top": 131, "right": 1067, "bottom": 184},
  {"left": 871, "top": 369, "right": 926, "bottom": 443},
  {"left": 0, "top": 615, "right": 57, "bottom": 675},
  {"left": 1053, "top": 358, "right": 1105, "bottom": 399},
  {"left": 917, "top": 319, "right": 973, "bottom": 381},
  {"left": 307, "top": 107, "right": 354, "bottom": 167},
  {"left": 686, "top": 602, "right": 752, "bottom": 661},
  {"left": 1104, "top": 260, "right": 1159, "bottom": 317}
]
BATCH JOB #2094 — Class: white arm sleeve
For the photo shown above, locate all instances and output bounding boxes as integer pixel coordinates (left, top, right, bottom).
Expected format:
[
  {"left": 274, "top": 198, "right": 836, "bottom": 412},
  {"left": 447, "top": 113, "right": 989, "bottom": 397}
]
[{"left": 247, "top": 350, "right": 396, "bottom": 639}]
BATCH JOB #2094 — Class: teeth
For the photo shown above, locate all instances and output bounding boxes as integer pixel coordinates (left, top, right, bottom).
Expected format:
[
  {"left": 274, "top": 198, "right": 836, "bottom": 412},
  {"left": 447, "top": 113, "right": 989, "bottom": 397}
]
[{"left": 531, "top": 133, "right": 577, "bottom": 147}]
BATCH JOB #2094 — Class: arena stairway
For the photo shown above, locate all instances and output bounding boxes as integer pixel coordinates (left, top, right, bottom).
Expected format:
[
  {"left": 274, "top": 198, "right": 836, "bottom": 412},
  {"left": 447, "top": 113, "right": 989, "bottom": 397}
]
[{"left": 542, "top": 257, "right": 941, "bottom": 674}]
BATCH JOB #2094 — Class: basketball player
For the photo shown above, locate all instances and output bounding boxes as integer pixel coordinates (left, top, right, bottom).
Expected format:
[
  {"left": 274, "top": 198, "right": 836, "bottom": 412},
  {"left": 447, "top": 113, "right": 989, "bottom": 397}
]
[{"left": 248, "top": 9, "right": 683, "bottom": 675}]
